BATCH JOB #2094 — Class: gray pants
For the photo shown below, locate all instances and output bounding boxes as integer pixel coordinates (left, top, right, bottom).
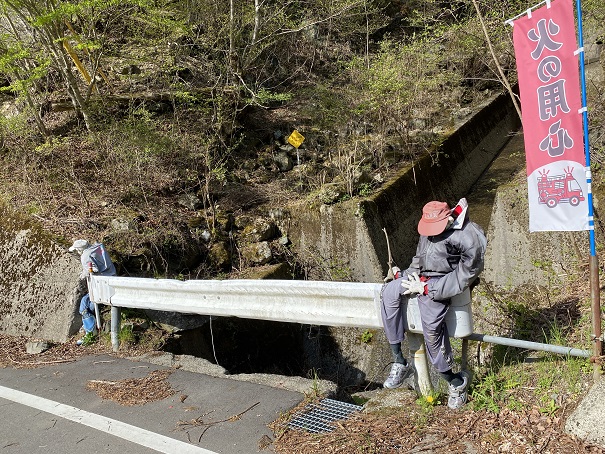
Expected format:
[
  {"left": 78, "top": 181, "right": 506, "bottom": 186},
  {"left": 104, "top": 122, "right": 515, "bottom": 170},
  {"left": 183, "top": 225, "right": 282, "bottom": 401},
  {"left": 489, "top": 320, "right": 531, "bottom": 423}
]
[{"left": 380, "top": 277, "right": 454, "bottom": 373}]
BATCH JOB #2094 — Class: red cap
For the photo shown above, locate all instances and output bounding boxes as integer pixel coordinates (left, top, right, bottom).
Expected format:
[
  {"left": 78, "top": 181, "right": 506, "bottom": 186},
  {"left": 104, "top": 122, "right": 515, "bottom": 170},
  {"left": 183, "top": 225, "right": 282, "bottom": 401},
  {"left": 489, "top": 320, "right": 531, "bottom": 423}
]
[{"left": 417, "top": 201, "right": 451, "bottom": 236}]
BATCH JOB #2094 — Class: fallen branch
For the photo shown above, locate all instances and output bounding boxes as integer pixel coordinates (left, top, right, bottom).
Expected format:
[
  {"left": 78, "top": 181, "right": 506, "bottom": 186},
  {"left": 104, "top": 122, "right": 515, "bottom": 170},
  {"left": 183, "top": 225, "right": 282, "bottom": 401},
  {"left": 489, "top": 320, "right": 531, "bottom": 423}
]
[
  {"left": 176, "top": 402, "right": 261, "bottom": 443},
  {"left": 7, "top": 355, "right": 75, "bottom": 366},
  {"left": 88, "top": 379, "right": 118, "bottom": 385}
]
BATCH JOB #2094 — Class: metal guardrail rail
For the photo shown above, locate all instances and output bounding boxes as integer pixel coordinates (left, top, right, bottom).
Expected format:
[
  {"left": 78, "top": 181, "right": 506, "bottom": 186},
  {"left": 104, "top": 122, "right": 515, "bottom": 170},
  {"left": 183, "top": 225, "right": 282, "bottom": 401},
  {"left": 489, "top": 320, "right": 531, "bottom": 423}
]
[
  {"left": 88, "top": 275, "right": 475, "bottom": 337},
  {"left": 89, "top": 276, "right": 385, "bottom": 328},
  {"left": 87, "top": 275, "right": 592, "bottom": 396}
]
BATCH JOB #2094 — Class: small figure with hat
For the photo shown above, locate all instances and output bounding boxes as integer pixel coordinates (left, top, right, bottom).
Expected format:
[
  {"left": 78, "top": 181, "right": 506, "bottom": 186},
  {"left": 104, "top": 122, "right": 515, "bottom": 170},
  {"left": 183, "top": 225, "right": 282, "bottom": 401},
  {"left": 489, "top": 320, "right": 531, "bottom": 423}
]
[
  {"left": 69, "top": 239, "right": 117, "bottom": 345},
  {"left": 380, "top": 198, "right": 487, "bottom": 409}
]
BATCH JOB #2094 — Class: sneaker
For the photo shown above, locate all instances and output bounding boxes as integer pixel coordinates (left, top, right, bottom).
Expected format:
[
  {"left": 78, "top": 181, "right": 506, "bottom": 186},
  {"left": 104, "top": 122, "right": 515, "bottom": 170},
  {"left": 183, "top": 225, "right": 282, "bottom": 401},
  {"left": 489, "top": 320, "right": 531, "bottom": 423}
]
[
  {"left": 447, "top": 371, "right": 470, "bottom": 409},
  {"left": 383, "top": 362, "right": 415, "bottom": 389}
]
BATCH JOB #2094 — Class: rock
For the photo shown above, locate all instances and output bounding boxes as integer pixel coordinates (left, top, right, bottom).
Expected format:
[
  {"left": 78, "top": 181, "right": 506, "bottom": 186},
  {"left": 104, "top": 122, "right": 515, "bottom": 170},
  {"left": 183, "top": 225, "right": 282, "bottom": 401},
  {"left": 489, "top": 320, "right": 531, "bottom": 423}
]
[
  {"left": 267, "top": 209, "right": 291, "bottom": 238},
  {"left": 120, "top": 65, "right": 141, "bottom": 75},
  {"left": 200, "top": 230, "right": 211, "bottom": 242},
  {"left": 565, "top": 378, "right": 605, "bottom": 447},
  {"left": 242, "top": 218, "right": 278, "bottom": 242},
  {"left": 454, "top": 107, "right": 473, "bottom": 119},
  {"left": 111, "top": 218, "right": 132, "bottom": 231},
  {"left": 208, "top": 242, "right": 231, "bottom": 270},
  {"left": 178, "top": 193, "right": 203, "bottom": 211},
  {"left": 1, "top": 101, "right": 19, "bottom": 118},
  {"left": 409, "top": 117, "right": 429, "bottom": 130},
  {"left": 186, "top": 216, "right": 205, "bottom": 229},
  {"left": 373, "top": 173, "right": 384, "bottom": 184},
  {"left": 382, "top": 149, "right": 402, "bottom": 166},
  {"left": 215, "top": 212, "right": 234, "bottom": 232},
  {"left": 143, "top": 311, "right": 209, "bottom": 332},
  {"left": 26, "top": 340, "right": 50, "bottom": 354},
  {"left": 242, "top": 241, "right": 272, "bottom": 265},
  {"left": 317, "top": 183, "right": 344, "bottom": 204},
  {"left": 274, "top": 150, "right": 293, "bottom": 172},
  {"left": 238, "top": 262, "right": 293, "bottom": 279},
  {"left": 352, "top": 169, "right": 372, "bottom": 186}
]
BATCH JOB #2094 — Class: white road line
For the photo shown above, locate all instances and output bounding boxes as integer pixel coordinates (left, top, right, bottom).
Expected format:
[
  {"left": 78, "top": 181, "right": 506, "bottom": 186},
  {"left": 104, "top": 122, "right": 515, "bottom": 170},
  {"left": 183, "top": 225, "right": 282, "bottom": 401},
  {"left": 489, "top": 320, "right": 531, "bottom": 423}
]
[{"left": 0, "top": 385, "right": 216, "bottom": 454}]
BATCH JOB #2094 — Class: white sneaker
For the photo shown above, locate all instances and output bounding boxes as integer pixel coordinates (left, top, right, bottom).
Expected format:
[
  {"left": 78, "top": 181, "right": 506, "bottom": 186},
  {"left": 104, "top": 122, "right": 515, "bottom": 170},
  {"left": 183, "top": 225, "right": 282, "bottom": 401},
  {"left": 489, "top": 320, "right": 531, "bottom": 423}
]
[
  {"left": 447, "top": 371, "right": 470, "bottom": 409},
  {"left": 383, "top": 362, "right": 414, "bottom": 389}
]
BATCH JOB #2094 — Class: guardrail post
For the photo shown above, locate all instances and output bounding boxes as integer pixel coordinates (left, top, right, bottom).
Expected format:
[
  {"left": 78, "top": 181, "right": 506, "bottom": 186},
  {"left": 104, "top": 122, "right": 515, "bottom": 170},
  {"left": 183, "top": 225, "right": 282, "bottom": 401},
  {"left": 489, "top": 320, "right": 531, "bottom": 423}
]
[
  {"left": 461, "top": 338, "right": 469, "bottom": 371},
  {"left": 111, "top": 306, "right": 121, "bottom": 352},
  {"left": 408, "top": 332, "right": 433, "bottom": 396}
]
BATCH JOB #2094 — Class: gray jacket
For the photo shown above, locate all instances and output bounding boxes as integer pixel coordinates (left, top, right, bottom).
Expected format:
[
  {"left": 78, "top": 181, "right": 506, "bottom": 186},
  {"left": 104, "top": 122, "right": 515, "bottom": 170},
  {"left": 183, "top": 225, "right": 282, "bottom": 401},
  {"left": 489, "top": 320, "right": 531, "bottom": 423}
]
[{"left": 404, "top": 219, "right": 487, "bottom": 301}]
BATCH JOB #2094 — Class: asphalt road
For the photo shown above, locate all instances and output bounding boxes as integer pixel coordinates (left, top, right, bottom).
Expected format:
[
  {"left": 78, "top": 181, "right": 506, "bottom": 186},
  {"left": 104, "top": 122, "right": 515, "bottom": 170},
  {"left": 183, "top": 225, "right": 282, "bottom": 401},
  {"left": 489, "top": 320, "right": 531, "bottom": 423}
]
[{"left": 0, "top": 355, "right": 304, "bottom": 453}]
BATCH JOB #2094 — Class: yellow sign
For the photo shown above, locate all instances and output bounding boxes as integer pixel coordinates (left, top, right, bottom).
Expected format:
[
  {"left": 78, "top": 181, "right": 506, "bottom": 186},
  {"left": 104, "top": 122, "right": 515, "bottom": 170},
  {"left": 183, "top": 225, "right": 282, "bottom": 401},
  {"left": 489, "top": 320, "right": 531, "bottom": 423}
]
[{"left": 287, "top": 130, "right": 305, "bottom": 148}]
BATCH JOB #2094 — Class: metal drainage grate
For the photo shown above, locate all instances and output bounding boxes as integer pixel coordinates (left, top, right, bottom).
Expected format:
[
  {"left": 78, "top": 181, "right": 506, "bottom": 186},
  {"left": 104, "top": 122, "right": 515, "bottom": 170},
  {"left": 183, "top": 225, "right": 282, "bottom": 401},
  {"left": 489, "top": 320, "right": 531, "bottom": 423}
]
[{"left": 287, "top": 398, "right": 363, "bottom": 433}]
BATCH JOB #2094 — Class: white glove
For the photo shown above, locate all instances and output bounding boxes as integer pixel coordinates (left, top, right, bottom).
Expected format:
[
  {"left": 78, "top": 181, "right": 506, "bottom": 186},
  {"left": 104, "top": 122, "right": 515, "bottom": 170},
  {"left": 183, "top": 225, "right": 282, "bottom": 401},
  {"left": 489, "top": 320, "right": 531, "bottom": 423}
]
[{"left": 401, "top": 272, "right": 426, "bottom": 295}]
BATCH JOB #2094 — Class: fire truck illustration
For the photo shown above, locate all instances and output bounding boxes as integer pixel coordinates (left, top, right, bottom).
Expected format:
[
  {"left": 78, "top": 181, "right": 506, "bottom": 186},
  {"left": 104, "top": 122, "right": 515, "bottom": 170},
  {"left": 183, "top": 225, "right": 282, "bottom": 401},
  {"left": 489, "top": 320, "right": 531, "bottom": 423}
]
[{"left": 537, "top": 167, "right": 584, "bottom": 208}]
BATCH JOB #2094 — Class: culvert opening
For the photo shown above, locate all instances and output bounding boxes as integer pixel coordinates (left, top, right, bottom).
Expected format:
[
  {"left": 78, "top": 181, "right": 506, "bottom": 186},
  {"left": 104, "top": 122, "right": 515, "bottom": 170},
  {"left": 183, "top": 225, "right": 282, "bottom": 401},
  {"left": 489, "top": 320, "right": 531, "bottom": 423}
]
[
  {"left": 164, "top": 318, "right": 307, "bottom": 376},
  {"left": 159, "top": 317, "right": 375, "bottom": 390}
]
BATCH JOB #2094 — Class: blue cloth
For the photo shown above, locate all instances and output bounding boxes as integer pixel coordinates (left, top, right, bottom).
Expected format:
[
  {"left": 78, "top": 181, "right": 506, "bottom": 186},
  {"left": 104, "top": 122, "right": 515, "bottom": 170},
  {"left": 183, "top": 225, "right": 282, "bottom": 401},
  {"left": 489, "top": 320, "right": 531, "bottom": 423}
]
[{"left": 79, "top": 294, "right": 96, "bottom": 334}]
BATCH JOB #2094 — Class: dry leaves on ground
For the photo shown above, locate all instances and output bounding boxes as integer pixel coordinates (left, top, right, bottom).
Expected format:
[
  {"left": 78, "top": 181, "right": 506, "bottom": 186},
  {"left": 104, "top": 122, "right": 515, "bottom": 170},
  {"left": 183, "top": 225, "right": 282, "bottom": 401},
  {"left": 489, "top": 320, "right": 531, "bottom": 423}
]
[
  {"left": 86, "top": 369, "right": 175, "bottom": 405},
  {"left": 0, "top": 334, "right": 101, "bottom": 368},
  {"left": 0, "top": 331, "right": 165, "bottom": 370},
  {"left": 273, "top": 397, "right": 605, "bottom": 454}
]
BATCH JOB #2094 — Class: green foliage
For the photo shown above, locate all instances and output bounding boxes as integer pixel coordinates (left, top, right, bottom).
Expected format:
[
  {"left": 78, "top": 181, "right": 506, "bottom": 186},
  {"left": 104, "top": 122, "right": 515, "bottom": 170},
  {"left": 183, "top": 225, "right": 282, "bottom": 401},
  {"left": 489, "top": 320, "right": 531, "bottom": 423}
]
[
  {"left": 416, "top": 391, "right": 442, "bottom": 412},
  {"left": 542, "top": 321, "right": 565, "bottom": 353},
  {"left": 471, "top": 372, "right": 504, "bottom": 413},
  {"left": 357, "top": 183, "right": 373, "bottom": 198},
  {"left": 327, "top": 258, "right": 352, "bottom": 281},
  {"left": 80, "top": 331, "right": 98, "bottom": 346},
  {"left": 360, "top": 329, "right": 374, "bottom": 344},
  {"left": 0, "top": 0, "right": 601, "bottom": 287},
  {"left": 307, "top": 368, "right": 322, "bottom": 398},
  {"left": 0, "top": 107, "right": 33, "bottom": 142},
  {"left": 118, "top": 324, "right": 136, "bottom": 344},
  {"left": 470, "top": 347, "right": 593, "bottom": 417},
  {"left": 137, "top": 329, "right": 167, "bottom": 350},
  {"left": 247, "top": 88, "right": 292, "bottom": 106},
  {"left": 539, "top": 398, "right": 559, "bottom": 417},
  {"left": 471, "top": 370, "right": 524, "bottom": 413}
]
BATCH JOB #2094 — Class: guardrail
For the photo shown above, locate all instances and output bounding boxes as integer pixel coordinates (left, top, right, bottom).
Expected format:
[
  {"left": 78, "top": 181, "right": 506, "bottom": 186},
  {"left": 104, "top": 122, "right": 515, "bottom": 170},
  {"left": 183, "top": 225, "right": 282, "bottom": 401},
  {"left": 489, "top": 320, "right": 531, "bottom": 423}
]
[
  {"left": 87, "top": 275, "right": 591, "bottom": 395},
  {"left": 88, "top": 275, "right": 475, "bottom": 335},
  {"left": 89, "top": 276, "right": 386, "bottom": 328}
]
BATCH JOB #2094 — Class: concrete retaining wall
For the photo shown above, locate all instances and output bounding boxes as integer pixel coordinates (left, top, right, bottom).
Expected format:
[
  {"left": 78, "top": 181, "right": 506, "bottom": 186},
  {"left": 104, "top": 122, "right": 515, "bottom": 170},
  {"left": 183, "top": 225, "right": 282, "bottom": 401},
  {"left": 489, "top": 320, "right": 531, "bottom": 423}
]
[
  {"left": 289, "top": 91, "right": 522, "bottom": 283},
  {"left": 482, "top": 186, "right": 586, "bottom": 290}
]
